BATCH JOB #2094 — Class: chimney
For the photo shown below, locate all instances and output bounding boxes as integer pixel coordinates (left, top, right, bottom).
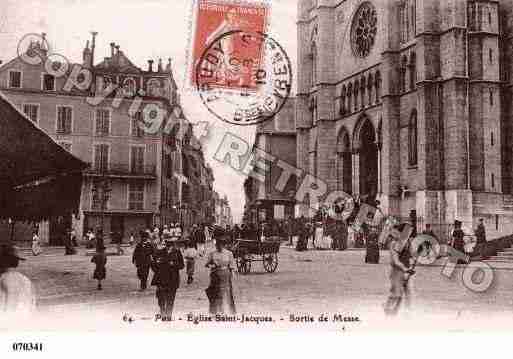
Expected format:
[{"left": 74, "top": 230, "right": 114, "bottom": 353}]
[
  {"left": 40, "top": 32, "right": 48, "bottom": 56},
  {"left": 166, "top": 58, "right": 172, "bottom": 72},
  {"left": 82, "top": 40, "right": 91, "bottom": 67},
  {"left": 115, "top": 45, "right": 120, "bottom": 55},
  {"left": 110, "top": 42, "right": 115, "bottom": 57},
  {"left": 157, "top": 58, "right": 163, "bottom": 72},
  {"left": 148, "top": 59, "right": 154, "bottom": 72},
  {"left": 90, "top": 31, "right": 98, "bottom": 67}
]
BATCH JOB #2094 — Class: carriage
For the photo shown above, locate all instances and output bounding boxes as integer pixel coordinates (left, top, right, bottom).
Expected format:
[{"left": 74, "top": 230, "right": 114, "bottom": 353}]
[{"left": 230, "top": 238, "right": 280, "bottom": 274}]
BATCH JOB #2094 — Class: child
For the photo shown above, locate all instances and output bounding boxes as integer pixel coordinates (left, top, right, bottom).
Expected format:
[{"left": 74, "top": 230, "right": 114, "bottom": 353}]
[
  {"left": 183, "top": 240, "right": 198, "bottom": 284},
  {"left": 91, "top": 245, "right": 107, "bottom": 290}
]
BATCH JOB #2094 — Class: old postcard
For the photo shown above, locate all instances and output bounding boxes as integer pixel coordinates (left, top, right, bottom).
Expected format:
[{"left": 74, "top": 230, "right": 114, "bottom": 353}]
[{"left": 1, "top": 0, "right": 513, "bottom": 355}]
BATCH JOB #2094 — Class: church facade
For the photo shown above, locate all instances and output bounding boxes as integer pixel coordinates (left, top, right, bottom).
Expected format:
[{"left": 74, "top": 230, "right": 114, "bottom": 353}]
[{"left": 296, "top": 0, "right": 513, "bottom": 239}]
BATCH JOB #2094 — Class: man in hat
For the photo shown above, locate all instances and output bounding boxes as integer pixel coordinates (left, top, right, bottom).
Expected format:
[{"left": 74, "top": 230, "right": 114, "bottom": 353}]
[
  {"left": 475, "top": 218, "right": 487, "bottom": 258},
  {"left": 0, "top": 244, "right": 36, "bottom": 314},
  {"left": 150, "top": 239, "right": 184, "bottom": 319},
  {"left": 132, "top": 232, "right": 154, "bottom": 291}
]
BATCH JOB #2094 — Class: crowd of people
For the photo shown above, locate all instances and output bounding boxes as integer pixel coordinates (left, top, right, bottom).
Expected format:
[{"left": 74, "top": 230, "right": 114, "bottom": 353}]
[{"left": 88, "top": 224, "right": 235, "bottom": 320}]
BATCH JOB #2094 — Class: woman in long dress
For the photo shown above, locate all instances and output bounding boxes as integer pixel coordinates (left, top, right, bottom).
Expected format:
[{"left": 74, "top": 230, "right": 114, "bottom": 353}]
[
  {"left": 31, "top": 231, "right": 42, "bottom": 256},
  {"left": 205, "top": 238, "right": 236, "bottom": 315}
]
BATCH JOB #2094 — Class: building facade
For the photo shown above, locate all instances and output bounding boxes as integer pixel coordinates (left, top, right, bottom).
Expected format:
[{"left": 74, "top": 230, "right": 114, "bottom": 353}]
[
  {"left": 213, "top": 192, "right": 233, "bottom": 228},
  {"left": 243, "top": 98, "right": 297, "bottom": 224},
  {"left": 0, "top": 34, "right": 214, "bottom": 244},
  {"left": 297, "top": 0, "right": 513, "bottom": 239}
]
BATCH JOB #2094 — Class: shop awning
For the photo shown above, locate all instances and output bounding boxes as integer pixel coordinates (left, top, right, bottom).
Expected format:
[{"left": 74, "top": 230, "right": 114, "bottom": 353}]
[{"left": 0, "top": 91, "right": 87, "bottom": 221}]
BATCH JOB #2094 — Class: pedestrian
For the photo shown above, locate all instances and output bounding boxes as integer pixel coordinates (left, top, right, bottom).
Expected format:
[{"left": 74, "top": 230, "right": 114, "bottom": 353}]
[
  {"left": 64, "top": 229, "right": 76, "bottom": 255},
  {"left": 475, "top": 218, "right": 487, "bottom": 258},
  {"left": 111, "top": 230, "right": 124, "bottom": 255},
  {"left": 151, "top": 239, "right": 184, "bottom": 320},
  {"left": 451, "top": 220, "right": 467, "bottom": 263},
  {"left": 70, "top": 227, "right": 78, "bottom": 247},
  {"left": 31, "top": 230, "right": 42, "bottom": 256},
  {"left": 205, "top": 238, "right": 236, "bottom": 315},
  {"left": 128, "top": 232, "right": 136, "bottom": 247},
  {"left": 364, "top": 224, "right": 380, "bottom": 264},
  {"left": 295, "top": 221, "right": 308, "bottom": 252},
  {"left": 421, "top": 224, "right": 438, "bottom": 259},
  {"left": 286, "top": 217, "right": 294, "bottom": 246},
  {"left": 132, "top": 233, "right": 153, "bottom": 291},
  {"left": 184, "top": 240, "right": 198, "bottom": 284},
  {"left": 86, "top": 229, "right": 95, "bottom": 249},
  {"left": 197, "top": 223, "right": 207, "bottom": 257},
  {"left": 0, "top": 243, "right": 36, "bottom": 316},
  {"left": 91, "top": 245, "right": 107, "bottom": 290},
  {"left": 384, "top": 224, "right": 415, "bottom": 316},
  {"left": 95, "top": 228, "right": 104, "bottom": 252}
]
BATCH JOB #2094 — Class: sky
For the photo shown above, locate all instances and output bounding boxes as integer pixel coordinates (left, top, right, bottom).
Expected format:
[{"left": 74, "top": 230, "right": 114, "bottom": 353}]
[{"left": 0, "top": 0, "right": 298, "bottom": 222}]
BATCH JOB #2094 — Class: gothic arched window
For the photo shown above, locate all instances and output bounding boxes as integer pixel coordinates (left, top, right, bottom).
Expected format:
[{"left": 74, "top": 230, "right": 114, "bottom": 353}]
[
  {"left": 375, "top": 71, "right": 381, "bottom": 103},
  {"left": 354, "top": 80, "right": 359, "bottom": 111},
  {"left": 367, "top": 73, "right": 374, "bottom": 105},
  {"left": 400, "top": 0, "right": 416, "bottom": 43},
  {"left": 347, "top": 83, "right": 353, "bottom": 113},
  {"left": 360, "top": 78, "right": 366, "bottom": 109},
  {"left": 311, "top": 43, "right": 317, "bottom": 87},
  {"left": 409, "top": 52, "right": 417, "bottom": 90},
  {"left": 400, "top": 55, "right": 408, "bottom": 93},
  {"left": 408, "top": 110, "right": 418, "bottom": 166},
  {"left": 340, "top": 86, "right": 347, "bottom": 115},
  {"left": 123, "top": 77, "right": 136, "bottom": 96}
]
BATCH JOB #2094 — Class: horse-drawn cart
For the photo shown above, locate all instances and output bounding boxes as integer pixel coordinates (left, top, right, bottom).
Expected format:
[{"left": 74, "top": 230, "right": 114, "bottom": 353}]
[{"left": 231, "top": 239, "right": 280, "bottom": 274}]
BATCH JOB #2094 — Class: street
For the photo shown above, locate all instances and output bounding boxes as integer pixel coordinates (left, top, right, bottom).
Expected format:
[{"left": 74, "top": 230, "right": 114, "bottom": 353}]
[{"left": 3, "top": 243, "right": 513, "bottom": 331}]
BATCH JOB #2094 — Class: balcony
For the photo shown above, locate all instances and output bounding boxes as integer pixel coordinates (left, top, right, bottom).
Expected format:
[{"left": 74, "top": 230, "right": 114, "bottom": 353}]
[{"left": 84, "top": 163, "right": 157, "bottom": 179}]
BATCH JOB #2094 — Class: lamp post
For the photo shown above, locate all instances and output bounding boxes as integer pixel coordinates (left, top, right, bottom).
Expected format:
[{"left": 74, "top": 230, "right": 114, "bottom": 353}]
[{"left": 92, "top": 178, "right": 111, "bottom": 240}]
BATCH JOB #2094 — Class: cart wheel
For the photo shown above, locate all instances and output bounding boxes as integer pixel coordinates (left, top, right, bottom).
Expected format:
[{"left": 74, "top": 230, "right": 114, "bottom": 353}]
[{"left": 262, "top": 253, "right": 278, "bottom": 273}]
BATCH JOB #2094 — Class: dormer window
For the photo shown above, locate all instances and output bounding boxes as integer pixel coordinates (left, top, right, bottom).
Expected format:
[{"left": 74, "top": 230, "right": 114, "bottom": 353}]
[
  {"left": 123, "top": 77, "right": 136, "bottom": 96},
  {"left": 42, "top": 73, "right": 55, "bottom": 91},
  {"left": 8, "top": 71, "right": 22, "bottom": 88},
  {"left": 147, "top": 78, "right": 162, "bottom": 97},
  {"left": 103, "top": 76, "right": 113, "bottom": 89}
]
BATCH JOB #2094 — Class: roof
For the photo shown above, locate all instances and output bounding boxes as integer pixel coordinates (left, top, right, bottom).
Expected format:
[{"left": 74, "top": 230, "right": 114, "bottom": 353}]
[{"left": 0, "top": 91, "right": 87, "bottom": 220}]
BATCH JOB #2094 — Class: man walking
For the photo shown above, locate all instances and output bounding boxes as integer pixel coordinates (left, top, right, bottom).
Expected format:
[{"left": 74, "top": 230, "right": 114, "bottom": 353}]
[
  {"left": 0, "top": 243, "right": 36, "bottom": 316},
  {"left": 151, "top": 239, "right": 184, "bottom": 320},
  {"left": 475, "top": 218, "right": 487, "bottom": 258},
  {"left": 132, "top": 233, "right": 154, "bottom": 291},
  {"left": 384, "top": 224, "right": 415, "bottom": 316}
]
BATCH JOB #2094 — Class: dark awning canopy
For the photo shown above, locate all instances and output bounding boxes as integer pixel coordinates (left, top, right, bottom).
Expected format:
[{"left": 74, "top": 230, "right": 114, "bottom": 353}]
[{"left": 0, "top": 91, "right": 87, "bottom": 221}]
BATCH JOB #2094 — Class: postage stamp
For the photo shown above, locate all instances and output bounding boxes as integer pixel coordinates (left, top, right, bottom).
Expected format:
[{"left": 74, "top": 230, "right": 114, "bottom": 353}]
[{"left": 187, "top": 0, "right": 271, "bottom": 91}]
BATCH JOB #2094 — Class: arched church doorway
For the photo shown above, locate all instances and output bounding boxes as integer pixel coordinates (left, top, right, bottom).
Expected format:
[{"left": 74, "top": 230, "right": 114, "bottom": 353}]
[{"left": 358, "top": 118, "right": 378, "bottom": 201}]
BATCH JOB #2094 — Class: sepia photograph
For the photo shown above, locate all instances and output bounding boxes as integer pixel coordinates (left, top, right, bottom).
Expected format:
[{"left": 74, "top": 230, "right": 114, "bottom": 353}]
[{"left": 1, "top": 0, "right": 513, "bottom": 356}]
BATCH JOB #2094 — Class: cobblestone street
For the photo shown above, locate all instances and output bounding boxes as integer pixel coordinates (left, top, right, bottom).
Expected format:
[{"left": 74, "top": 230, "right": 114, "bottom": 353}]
[{"left": 2, "top": 243, "right": 512, "bottom": 331}]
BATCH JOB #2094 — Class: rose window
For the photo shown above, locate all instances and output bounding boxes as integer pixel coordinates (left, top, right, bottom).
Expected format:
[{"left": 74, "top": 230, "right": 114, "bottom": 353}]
[{"left": 351, "top": 2, "right": 378, "bottom": 58}]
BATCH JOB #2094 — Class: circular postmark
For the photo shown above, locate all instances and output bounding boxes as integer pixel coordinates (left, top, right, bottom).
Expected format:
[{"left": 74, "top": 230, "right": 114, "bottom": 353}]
[{"left": 195, "top": 30, "right": 292, "bottom": 126}]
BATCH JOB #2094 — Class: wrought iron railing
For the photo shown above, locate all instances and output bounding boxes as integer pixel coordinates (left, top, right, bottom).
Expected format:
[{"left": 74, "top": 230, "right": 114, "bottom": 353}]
[{"left": 85, "top": 163, "right": 157, "bottom": 177}]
